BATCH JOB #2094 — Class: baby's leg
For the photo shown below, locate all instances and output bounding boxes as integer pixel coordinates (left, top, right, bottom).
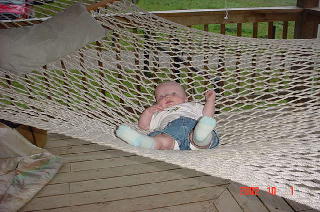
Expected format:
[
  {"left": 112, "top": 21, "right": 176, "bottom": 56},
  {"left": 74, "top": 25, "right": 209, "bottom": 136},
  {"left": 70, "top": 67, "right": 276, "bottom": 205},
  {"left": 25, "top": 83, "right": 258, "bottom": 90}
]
[
  {"left": 153, "top": 134, "right": 175, "bottom": 150},
  {"left": 192, "top": 116, "right": 216, "bottom": 147},
  {"left": 116, "top": 125, "right": 174, "bottom": 150}
]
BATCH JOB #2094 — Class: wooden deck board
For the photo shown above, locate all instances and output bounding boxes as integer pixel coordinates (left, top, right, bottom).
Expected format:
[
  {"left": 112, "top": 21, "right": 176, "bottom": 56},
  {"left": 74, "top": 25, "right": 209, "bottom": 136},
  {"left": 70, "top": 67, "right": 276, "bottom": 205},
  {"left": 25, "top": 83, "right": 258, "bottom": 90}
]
[
  {"left": 138, "top": 200, "right": 219, "bottom": 212},
  {"left": 258, "top": 190, "right": 295, "bottom": 212},
  {"left": 47, "top": 143, "right": 113, "bottom": 155},
  {"left": 213, "top": 189, "right": 243, "bottom": 212},
  {"left": 49, "top": 161, "right": 181, "bottom": 184},
  {"left": 20, "top": 134, "right": 320, "bottom": 212},
  {"left": 38, "top": 169, "right": 212, "bottom": 197},
  {"left": 61, "top": 150, "right": 135, "bottom": 163},
  {"left": 45, "top": 138, "right": 89, "bottom": 148},
  {"left": 48, "top": 186, "right": 227, "bottom": 212},
  {"left": 50, "top": 161, "right": 181, "bottom": 184},
  {"left": 227, "top": 183, "right": 269, "bottom": 212},
  {"left": 70, "top": 155, "right": 156, "bottom": 172},
  {"left": 284, "top": 198, "right": 314, "bottom": 212}
]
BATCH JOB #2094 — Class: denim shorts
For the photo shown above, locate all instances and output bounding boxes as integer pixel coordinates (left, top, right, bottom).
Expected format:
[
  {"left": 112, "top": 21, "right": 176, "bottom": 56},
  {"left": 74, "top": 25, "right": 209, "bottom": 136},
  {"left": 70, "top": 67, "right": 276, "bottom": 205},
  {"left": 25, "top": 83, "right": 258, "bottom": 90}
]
[{"left": 148, "top": 116, "right": 220, "bottom": 150}]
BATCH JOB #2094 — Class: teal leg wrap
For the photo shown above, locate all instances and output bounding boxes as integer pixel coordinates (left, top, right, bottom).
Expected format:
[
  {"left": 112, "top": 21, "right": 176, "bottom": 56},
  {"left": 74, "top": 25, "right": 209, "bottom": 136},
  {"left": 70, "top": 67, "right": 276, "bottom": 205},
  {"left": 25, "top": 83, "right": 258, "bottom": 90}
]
[
  {"left": 116, "top": 125, "right": 155, "bottom": 149},
  {"left": 193, "top": 116, "right": 216, "bottom": 146}
]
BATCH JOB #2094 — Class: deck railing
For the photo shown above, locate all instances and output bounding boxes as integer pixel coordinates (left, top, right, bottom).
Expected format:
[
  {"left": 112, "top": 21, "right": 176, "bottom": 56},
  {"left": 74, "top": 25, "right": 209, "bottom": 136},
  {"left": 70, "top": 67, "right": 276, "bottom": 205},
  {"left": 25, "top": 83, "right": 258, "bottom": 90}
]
[
  {"left": 152, "top": 7, "right": 301, "bottom": 39},
  {"left": 152, "top": 0, "right": 320, "bottom": 39},
  {"left": 1, "top": 0, "right": 319, "bottom": 39}
]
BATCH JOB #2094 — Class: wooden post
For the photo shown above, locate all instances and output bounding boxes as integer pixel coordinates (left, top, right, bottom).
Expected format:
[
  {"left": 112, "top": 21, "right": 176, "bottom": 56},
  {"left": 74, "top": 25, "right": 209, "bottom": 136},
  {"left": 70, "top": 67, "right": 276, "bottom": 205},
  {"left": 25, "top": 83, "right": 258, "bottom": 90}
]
[
  {"left": 268, "top": 22, "right": 276, "bottom": 39},
  {"left": 15, "top": 125, "right": 48, "bottom": 148},
  {"left": 296, "top": 0, "right": 319, "bottom": 8},
  {"left": 282, "top": 21, "right": 288, "bottom": 39},
  {"left": 252, "top": 22, "right": 258, "bottom": 38},
  {"left": 294, "top": 0, "right": 319, "bottom": 38},
  {"left": 237, "top": 23, "right": 242, "bottom": 37}
]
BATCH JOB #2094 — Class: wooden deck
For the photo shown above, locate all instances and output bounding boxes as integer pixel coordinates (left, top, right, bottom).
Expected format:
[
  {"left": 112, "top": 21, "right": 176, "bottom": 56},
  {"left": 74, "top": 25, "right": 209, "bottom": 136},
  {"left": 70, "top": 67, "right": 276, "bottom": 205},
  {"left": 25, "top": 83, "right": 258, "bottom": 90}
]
[{"left": 20, "top": 134, "right": 319, "bottom": 212}]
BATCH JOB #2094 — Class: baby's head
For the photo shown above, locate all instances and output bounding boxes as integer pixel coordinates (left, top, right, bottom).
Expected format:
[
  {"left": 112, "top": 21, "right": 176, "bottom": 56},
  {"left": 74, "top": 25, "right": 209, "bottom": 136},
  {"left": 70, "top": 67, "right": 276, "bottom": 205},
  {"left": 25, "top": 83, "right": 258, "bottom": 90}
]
[{"left": 155, "top": 81, "right": 188, "bottom": 109}]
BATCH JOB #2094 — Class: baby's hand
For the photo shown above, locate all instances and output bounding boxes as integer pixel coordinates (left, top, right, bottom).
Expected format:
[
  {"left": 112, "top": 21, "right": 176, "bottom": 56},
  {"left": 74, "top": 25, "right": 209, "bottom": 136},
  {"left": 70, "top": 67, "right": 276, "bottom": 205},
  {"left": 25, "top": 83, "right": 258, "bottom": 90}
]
[
  {"left": 145, "top": 104, "right": 163, "bottom": 114},
  {"left": 205, "top": 90, "right": 216, "bottom": 103}
]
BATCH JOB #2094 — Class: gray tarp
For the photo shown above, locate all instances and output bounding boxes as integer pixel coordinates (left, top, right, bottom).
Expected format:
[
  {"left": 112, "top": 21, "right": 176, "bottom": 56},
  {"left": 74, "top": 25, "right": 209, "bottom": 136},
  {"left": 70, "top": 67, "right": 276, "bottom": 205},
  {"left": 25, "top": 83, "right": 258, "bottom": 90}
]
[{"left": 0, "top": 3, "right": 106, "bottom": 74}]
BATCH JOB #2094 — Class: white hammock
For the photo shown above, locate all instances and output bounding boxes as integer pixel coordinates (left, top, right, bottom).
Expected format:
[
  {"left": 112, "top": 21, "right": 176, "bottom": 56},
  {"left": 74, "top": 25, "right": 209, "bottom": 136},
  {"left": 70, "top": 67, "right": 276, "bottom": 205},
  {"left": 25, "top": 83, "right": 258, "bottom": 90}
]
[{"left": 0, "top": 0, "right": 319, "bottom": 209}]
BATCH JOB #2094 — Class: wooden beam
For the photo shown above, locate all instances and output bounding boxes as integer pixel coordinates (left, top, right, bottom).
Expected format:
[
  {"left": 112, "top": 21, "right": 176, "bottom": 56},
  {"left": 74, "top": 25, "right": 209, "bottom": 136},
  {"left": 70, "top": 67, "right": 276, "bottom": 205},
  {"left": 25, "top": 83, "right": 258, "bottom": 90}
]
[
  {"left": 153, "top": 7, "right": 302, "bottom": 25},
  {"left": 86, "top": 0, "right": 119, "bottom": 11}
]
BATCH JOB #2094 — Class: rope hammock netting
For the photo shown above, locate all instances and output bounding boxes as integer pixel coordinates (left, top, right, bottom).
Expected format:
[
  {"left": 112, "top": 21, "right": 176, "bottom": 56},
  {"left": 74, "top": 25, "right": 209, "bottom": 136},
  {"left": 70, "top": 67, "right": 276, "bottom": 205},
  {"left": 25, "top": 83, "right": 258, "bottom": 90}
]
[{"left": 0, "top": 0, "right": 319, "bottom": 209}]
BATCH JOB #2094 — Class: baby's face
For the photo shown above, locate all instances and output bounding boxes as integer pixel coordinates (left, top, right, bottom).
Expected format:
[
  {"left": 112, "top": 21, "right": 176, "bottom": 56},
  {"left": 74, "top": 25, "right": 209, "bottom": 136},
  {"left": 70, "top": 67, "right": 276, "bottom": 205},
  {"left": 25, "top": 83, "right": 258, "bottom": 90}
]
[{"left": 155, "top": 84, "right": 187, "bottom": 109}]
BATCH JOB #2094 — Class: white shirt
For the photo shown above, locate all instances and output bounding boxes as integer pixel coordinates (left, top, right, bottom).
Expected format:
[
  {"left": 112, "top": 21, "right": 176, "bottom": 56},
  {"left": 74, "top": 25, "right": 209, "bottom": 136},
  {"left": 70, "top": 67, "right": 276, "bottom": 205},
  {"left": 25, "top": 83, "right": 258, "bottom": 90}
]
[{"left": 149, "top": 102, "right": 204, "bottom": 131}]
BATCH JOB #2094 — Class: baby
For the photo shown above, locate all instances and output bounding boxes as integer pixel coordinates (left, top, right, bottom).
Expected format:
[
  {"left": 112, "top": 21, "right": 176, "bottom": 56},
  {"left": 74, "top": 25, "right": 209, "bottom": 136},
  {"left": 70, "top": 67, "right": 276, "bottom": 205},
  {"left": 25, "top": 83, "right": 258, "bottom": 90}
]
[{"left": 116, "top": 81, "right": 219, "bottom": 150}]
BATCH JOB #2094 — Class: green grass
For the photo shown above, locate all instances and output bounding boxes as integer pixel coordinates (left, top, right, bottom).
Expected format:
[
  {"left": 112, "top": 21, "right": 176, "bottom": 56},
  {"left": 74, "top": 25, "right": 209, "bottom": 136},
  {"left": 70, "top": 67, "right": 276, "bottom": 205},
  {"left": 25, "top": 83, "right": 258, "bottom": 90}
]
[{"left": 192, "top": 22, "right": 295, "bottom": 39}]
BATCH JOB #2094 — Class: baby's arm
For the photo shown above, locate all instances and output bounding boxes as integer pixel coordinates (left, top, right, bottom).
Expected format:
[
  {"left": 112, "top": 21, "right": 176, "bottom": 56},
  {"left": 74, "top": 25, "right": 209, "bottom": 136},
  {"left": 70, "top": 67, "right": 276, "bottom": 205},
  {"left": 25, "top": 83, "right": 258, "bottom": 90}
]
[
  {"left": 202, "top": 90, "right": 216, "bottom": 117},
  {"left": 138, "top": 104, "right": 163, "bottom": 130}
]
